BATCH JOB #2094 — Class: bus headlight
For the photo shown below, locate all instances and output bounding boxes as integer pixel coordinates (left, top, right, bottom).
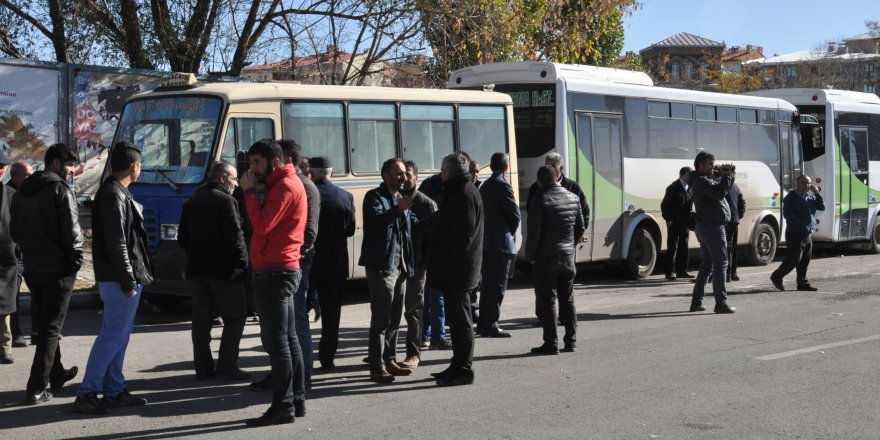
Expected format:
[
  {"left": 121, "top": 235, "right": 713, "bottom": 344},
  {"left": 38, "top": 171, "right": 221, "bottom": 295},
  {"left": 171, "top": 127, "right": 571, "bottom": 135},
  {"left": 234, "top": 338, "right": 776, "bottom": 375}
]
[{"left": 160, "top": 224, "right": 179, "bottom": 240}]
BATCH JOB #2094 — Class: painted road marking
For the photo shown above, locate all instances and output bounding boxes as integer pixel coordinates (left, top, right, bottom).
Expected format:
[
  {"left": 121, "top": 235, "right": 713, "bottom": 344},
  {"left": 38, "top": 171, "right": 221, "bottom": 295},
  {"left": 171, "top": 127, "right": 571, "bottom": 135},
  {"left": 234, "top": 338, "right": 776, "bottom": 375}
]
[{"left": 755, "top": 335, "right": 880, "bottom": 361}]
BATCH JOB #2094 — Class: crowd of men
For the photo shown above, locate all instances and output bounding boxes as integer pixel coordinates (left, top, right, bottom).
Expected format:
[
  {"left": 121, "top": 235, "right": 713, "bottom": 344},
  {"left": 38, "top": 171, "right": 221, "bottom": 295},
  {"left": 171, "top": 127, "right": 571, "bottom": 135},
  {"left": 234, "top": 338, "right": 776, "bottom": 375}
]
[{"left": 0, "top": 142, "right": 826, "bottom": 428}]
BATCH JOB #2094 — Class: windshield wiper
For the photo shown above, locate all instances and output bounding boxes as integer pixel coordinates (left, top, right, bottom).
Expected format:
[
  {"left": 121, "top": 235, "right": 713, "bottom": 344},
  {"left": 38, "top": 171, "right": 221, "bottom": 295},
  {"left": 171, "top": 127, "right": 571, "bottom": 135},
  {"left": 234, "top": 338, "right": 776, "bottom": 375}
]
[{"left": 150, "top": 166, "right": 180, "bottom": 192}]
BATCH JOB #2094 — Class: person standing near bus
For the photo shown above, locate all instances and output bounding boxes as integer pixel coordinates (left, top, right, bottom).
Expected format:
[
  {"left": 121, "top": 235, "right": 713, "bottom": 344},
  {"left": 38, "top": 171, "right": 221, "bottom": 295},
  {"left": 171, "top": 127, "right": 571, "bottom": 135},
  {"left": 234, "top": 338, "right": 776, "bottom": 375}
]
[
  {"left": 240, "top": 139, "right": 307, "bottom": 426},
  {"left": 178, "top": 161, "right": 249, "bottom": 382},
  {"left": 399, "top": 160, "right": 437, "bottom": 370},
  {"left": 361, "top": 158, "right": 415, "bottom": 383},
  {"left": 770, "top": 175, "right": 825, "bottom": 292},
  {"left": 689, "top": 151, "right": 736, "bottom": 314},
  {"left": 477, "top": 152, "right": 520, "bottom": 338},
  {"left": 725, "top": 181, "right": 746, "bottom": 282},
  {"left": 11, "top": 144, "right": 82, "bottom": 405},
  {"left": 661, "top": 166, "right": 694, "bottom": 281},
  {"left": 7, "top": 161, "right": 32, "bottom": 349},
  {"left": 417, "top": 171, "right": 450, "bottom": 350},
  {"left": 0, "top": 153, "right": 20, "bottom": 365},
  {"left": 308, "top": 156, "right": 355, "bottom": 372},
  {"left": 75, "top": 142, "right": 153, "bottom": 414},
  {"left": 428, "top": 152, "right": 483, "bottom": 386}
]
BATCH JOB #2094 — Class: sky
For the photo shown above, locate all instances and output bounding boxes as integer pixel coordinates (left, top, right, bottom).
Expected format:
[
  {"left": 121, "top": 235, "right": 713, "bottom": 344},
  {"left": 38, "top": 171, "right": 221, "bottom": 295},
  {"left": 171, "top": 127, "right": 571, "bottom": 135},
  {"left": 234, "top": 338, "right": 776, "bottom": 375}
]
[{"left": 623, "top": 0, "right": 878, "bottom": 57}]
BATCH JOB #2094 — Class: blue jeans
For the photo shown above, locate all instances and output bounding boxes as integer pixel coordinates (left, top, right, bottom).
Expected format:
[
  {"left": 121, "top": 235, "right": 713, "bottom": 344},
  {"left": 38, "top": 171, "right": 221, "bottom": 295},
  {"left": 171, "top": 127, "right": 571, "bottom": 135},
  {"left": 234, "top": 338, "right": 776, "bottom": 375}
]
[
  {"left": 693, "top": 222, "right": 729, "bottom": 306},
  {"left": 423, "top": 287, "right": 446, "bottom": 342},
  {"left": 77, "top": 282, "right": 141, "bottom": 397},
  {"left": 253, "top": 270, "right": 305, "bottom": 411},
  {"left": 293, "top": 261, "right": 313, "bottom": 387}
]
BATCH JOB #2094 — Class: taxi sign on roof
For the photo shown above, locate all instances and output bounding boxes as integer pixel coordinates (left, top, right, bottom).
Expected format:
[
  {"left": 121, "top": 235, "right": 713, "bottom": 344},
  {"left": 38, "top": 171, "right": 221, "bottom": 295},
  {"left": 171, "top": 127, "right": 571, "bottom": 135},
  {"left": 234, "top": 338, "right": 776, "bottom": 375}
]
[{"left": 160, "top": 72, "right": 197, "bottom": 88}]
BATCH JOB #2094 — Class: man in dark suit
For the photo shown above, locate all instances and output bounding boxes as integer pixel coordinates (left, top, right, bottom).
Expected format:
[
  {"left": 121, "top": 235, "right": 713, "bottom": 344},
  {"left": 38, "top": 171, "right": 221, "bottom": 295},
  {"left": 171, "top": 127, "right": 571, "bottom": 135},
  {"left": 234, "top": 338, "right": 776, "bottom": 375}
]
[
  {"left": 725, "top": 181, "right": 746, "bottom": 282},
  {"left": 477, "top": 152, "right": 520, "bottom": 338},
  {"left": 428, "top": 152, "right": 484, "bottom": 386},
  {"left": 308, "top": 157, "right": 355, "bottom": 371},
  {"left": 661, "top": 166, "right": 694, "bottom": 281}
]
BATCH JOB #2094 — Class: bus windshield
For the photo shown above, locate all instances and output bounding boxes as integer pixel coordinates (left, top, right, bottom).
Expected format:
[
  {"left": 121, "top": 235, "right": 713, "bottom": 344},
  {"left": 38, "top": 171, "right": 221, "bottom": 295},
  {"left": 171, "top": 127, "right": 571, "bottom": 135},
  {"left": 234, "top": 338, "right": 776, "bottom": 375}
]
[
  {"left": 114, "top": 96, "right": 223, "bottom": 185},
  {"left": 494, "top": 84, "right": 556, "bottom": 158}
]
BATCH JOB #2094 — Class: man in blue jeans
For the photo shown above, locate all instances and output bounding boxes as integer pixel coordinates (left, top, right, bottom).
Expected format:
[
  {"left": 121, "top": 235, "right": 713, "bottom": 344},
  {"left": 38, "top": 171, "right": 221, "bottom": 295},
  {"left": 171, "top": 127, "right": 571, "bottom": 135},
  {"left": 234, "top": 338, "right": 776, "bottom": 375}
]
[
  {"left": 240, "top": 139, "right": 308, "bottom": 426},
  {"left": 75, "top": 142, "right": 153, "bottom": 414}
]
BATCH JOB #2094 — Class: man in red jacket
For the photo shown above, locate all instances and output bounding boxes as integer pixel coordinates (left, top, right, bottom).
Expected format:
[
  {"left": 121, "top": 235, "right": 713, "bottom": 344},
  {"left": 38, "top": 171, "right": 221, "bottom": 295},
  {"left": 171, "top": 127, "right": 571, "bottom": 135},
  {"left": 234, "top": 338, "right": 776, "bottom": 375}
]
[{"left": 239, "top": 139, "right": 308, "bottom": 427}]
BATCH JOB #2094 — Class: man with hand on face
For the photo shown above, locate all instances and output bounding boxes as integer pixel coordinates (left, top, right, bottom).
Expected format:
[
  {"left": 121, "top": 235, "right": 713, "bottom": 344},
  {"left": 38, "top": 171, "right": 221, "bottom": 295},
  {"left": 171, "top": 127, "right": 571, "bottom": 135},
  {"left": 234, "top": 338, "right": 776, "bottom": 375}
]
[
  {"left": 179, "top": 161, "right": 249, "bottom": 382},
  {"left": 360, "top": 158, "right": 416, "bottom": 383},
  {"left": 239, "top": 139, "right": 308, "bottom": 426},
  {"left": 771, "top": 175, "right": 825, "bottom": 292}
]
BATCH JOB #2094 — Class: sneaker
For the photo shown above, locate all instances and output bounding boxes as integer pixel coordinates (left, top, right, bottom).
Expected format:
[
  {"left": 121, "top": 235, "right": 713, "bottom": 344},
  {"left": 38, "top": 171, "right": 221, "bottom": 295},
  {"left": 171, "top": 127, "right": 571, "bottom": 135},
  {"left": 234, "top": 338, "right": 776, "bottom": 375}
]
[
  {"left": 12, "top": 335, "right": 27, "bottom": 348},
  {"left": 74, "top": 392, "right": 107, "bottom": 414},
  {"left": 102, "top": 389, "right": 147, "bottom": 408}
]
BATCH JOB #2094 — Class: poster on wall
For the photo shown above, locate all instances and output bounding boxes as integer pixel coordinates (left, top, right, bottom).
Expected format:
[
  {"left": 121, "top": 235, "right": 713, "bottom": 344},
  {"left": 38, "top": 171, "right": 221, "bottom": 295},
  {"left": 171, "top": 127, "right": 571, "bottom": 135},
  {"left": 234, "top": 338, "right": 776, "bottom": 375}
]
[
  {"left": 0, "top": 64, "right": 59, "bottom": 167},
  {"left": 73, "top": 69, "right": 161, "bottom": 196}
]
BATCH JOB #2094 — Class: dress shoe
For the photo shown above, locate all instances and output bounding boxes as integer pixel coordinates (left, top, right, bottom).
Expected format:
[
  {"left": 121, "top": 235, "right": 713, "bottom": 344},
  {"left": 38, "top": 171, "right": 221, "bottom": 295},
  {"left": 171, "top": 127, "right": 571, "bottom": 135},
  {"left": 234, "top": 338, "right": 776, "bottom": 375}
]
[
  {"left": 320, "top": 359, "right": 336, "bottom": 371},
  {"left": 385, "top": 360, "right": 414, "bottom": 376},
  {"left": 714, "top": 304, "right": 737, "bottom": 314},
  {"left": 561, "top": 344, "right": 576, "bottom": 353},
  {"left": 689, "top": 303, "right": 706, "bottom": 312},
  {"left": 797, "top": 284, "right": 818, "bottom": 291},
  {"left": 665, "top": 274, "right": 677, "bottom": 281},
  {"left": 249, "top": 374, "right": 273, "bottom": 391},
  {"left": 770, "top": 275, "right": 785, "bottom": 291},
  {"left": 676, "top": 272, "right": 695, "bottom": 279},
  {"left": 431, "top": 367, "right": 454, "bottom": 379},
  {"left": 25, "top": 389, "right": 53, "bottom": 405},
  {"left": 483, "top": 329, "right": 512, "bottom": 338},
  {"left": 370, "top": 369, "right": 395, "bottom": 383},
  {"left": 50, "top": 366, "right": 78, "bottom": 390},
  {"left": 1, "top": 353, "right": 13, "bottom": 364},
  {"left": 245, "top": 410, "right": 295, "bottom": 427},
  {"left": 730, "top": 273, "right": 740, "bottom": 281},
  {"left": 12, "top": 335, "right": 27, "bottom": 348},
  {"left": 399, "top": 356, "right": 420, "bottom": 369},
  {"left": 530, "top": 344, "right": 559, "bottom": 355},
  {"left": 294, "top": 400, "right": 306, "bottom": 417},
  {"left": 436, "top": 373, "right": 474, "bottom": 387},
  {"left": 215, "top": 367, "right": 250, "bottom": 380}
]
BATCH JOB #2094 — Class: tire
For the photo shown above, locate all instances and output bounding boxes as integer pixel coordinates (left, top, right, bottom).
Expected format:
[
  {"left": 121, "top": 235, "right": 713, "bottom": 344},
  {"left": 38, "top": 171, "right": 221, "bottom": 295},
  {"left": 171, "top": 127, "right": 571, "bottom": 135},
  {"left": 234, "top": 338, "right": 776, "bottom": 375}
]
[
  {"left": 622, "top": 227, "right": 657, "bottom": 279},
  {"left": 747, "top": 222, "right": 777, "bottom": 266},
  {"left": 870, "top": 218, "right": 880, "bottom": 254}
]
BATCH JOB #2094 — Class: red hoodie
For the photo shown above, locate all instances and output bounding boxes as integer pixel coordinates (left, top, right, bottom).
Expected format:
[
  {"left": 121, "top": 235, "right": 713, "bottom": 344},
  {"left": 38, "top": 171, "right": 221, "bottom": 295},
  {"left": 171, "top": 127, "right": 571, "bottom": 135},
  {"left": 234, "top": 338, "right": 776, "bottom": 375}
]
[{"left": 245, "top": 163, "right": 306, "bottom": 274}]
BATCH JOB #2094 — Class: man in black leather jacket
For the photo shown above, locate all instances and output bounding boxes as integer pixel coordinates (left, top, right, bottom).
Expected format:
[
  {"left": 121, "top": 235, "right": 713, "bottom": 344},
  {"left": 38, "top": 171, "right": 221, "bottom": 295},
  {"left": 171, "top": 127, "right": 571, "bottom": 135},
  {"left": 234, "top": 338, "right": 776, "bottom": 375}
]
[
  {"left": 75, "top": 142, "right": 153, "bottom": 414},
  {"left": 11, "top": 144, "right": 82, "bottom": 405},
  {"left": 526, "top": 165, "right": 585, "bottom": 355}
]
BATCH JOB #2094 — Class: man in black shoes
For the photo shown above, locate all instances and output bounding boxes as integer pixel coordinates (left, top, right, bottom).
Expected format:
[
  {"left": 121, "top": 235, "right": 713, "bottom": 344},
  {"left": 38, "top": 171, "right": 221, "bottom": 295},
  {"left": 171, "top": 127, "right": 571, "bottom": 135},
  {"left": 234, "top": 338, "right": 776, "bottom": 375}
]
[
  {"left": 661, "top": 166, "right": 694, "bottom": 281},
  {"left": 771, "top": 175, "right": 825, "bottom": 292},
  {"left": 11, "top": 144, "right": 82, "bottom": 404},
  {"left": 525, "top": 166, "right": 584, "bottom": 356},
  {"left": 179, "top": 161, "right": 250, "bottom": 381},
  {"left": 428, "top": 153, "right": 483, "bottom": 386},
  {"left": 689, "top": 151, "right": 736, "bottom": 314}
]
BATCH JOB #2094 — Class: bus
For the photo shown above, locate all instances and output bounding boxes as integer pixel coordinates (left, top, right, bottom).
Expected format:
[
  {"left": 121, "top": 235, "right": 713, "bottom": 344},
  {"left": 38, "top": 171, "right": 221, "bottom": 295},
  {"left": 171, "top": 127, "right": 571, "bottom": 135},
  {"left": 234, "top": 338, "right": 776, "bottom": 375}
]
[
  {"left": 449, "top": 62, "right": 814, "bottom": 278},
  {"left": 110, "top": 74, "right": 518, "bottom": 301},
  {"left": 748, "top": 88, "right": 880, "bottom": 252}
]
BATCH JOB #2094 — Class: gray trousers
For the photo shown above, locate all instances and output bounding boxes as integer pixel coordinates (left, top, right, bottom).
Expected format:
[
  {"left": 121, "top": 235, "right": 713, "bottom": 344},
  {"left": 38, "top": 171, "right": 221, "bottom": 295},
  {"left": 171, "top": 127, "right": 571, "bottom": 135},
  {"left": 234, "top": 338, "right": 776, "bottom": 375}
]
[
  {"left": 366, "top": 267, "right": 407, "bottom": 372},
  {"left": 692, "top": 222, "right": 729, "bottom": 305},
  {"left": 404, "top": 265, "right": 427, "bottom": 358}
]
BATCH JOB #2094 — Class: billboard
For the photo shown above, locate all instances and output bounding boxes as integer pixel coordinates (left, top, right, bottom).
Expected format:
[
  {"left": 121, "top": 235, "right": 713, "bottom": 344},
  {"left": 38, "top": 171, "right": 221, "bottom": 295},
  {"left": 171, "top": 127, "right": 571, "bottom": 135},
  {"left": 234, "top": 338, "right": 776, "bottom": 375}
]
[{"left": 0, "top": 63, "right": 59, "bottom": 165}]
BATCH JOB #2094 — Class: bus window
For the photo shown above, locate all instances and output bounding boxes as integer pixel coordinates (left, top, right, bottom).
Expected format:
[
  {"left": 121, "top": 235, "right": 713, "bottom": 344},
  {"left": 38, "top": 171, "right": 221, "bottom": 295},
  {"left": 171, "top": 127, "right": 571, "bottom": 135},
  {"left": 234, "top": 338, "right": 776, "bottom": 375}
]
[
  {"left": 282, "top": 102, "right": 346, "bottom": 173},
  {"left": 459, "top": 105, "right": 506, "bottom": 168},
  {"left": 220, "top": 118, "right": 274, "bottom": 164},
  {"left": 350, "top": 103, "right": 396, "bottom": 174},
  {"left": 696, "top": 105, "right": 715, "bottom": 121},
  {"left": 717, "top": 106, "right": 737, "bottom": 123},
  {"left": 401, "top": 104, "right": 454, "bottom": 171},
  {"left": 671, "top": 103, "right": 693, "bottom": 120}
]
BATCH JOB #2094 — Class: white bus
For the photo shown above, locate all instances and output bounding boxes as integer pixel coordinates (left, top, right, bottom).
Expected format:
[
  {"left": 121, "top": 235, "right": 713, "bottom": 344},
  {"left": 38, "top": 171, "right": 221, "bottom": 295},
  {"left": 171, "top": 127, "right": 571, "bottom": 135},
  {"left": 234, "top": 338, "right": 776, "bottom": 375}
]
[
  {"left": 111, "top": 75, "right": 518, "bottom": 299},
  {"left": 450, "top": 62, "right": 811, "bottom": 278},
  {"left": 749, "top": 88, "right": 880, "bottom": 252}
]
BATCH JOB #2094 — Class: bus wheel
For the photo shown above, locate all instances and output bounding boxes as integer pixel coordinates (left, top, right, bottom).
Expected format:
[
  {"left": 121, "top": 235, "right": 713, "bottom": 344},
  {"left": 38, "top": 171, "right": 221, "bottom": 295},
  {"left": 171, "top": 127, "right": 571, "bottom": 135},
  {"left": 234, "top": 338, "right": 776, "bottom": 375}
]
[
  {"left": 747, "top": 223, "right": 777, "bottom": 265},
  {"left": 870, "top": 219, "right": 880, "bottom": 254},
  {"left": 623, "top": 227, "right": 656, "bottom": 279}
]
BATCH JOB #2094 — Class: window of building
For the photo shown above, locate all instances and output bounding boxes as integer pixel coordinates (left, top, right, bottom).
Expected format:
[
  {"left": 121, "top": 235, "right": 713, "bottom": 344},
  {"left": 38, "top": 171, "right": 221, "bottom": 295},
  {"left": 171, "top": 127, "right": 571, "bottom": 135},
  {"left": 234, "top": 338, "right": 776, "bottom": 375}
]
[
  {"left": 787, "top": 66, "right": 797, "bottom": 77},
  {"left": 699, "top": 61, "right": 708, "bottom": 79},
  {"left": 671, "top": 61, "right": 681, "bottom": 81},
  {"left": 685, "top": 62, "right": 694, "bottom": 80},
  {"left": 865, "top": 63, "right": 875, "bottom": 78},
  {"left": 866, "top": 84, "right": 876, "bottom": 94}
]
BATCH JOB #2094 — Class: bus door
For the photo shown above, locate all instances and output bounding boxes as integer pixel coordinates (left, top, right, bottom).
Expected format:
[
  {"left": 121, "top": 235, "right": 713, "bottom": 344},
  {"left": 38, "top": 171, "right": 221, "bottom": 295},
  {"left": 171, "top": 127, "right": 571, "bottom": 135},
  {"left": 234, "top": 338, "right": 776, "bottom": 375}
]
[
  {"left": 778, "top": 122, "right": 802, "bottom": 237},
  {"left": 839, "top": 125, "right": 870, "bottom": 239},
  {"left": 575, "top": 112, "right": 624, "bottom": 261}
]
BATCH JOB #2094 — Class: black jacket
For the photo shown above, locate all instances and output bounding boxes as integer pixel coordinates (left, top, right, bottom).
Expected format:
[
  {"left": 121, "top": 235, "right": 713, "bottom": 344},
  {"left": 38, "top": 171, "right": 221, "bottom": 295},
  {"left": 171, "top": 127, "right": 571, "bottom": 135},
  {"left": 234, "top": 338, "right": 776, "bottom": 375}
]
[
  {"left": 525, "top": 182, "right": 585, "bottom": 260},
  {"left": 427, "top": 175, "right": 484, "bottom": 291},
  {"left": 10, "top": 170, "right": 83, "bottom": 277},
  {"left": 298, "top": 170, "right": 320, "bottom": 264},
  {"left": 0, "top": 183, "right": 18, "bottom": 315},
  {"left": 311, "top": 179, "right": 356, "bottom": 281},
  {"left": 178, "top": 183, "right": 249, "bottom": 281},
  {"left": 725, "top": 182, "right": 746, "bottom": 224},
  {"left": 359, "top": 184, "right": 415, "bottom": 273},
  {"left": 406, "top": 189, "right": 438, "bottom": 268},
  {"left": 689, "top": 172, "right": 732, "bottom": 226},
  {"left": 92, "top": 176, "right": 154, "bottom": 292},
  {"left": 527, "top": 174, "right": 589, "bottom": 228},
  {"left": 660, "top": 179, "right": 694, "bottom": 227},
  {"left": 480, "top": 173, "right": 520, "bottom": 255}
]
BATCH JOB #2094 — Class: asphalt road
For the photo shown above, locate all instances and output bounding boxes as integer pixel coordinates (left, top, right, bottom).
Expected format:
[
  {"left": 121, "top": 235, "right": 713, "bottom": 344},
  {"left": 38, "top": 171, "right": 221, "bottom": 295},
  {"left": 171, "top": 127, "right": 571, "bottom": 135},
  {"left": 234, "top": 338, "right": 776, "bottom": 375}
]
[{"left": 2, "top": 250, "right": 879, "bottom": 439}]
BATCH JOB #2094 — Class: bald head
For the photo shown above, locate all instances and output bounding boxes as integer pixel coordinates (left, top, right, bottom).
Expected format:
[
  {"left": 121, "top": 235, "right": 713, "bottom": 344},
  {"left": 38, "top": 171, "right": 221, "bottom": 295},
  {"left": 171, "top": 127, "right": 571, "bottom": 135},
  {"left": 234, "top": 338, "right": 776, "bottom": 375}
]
[{"left": 10, "top": 162, "right": 32, "bottom": 187}]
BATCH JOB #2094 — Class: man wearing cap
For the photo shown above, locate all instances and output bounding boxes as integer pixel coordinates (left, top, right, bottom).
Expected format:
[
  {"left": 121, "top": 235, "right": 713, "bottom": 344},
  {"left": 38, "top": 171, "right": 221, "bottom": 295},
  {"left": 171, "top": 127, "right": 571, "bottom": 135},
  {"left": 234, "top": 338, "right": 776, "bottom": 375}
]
[
  {"left": 0, "top": 152, "right": 20, "bottom": 365},
  {"left": 308, "top": 156, "right": 355, "bottom": 371},
  {"left": 11, "top": 144, "right": 82, "bottom": 404}
]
